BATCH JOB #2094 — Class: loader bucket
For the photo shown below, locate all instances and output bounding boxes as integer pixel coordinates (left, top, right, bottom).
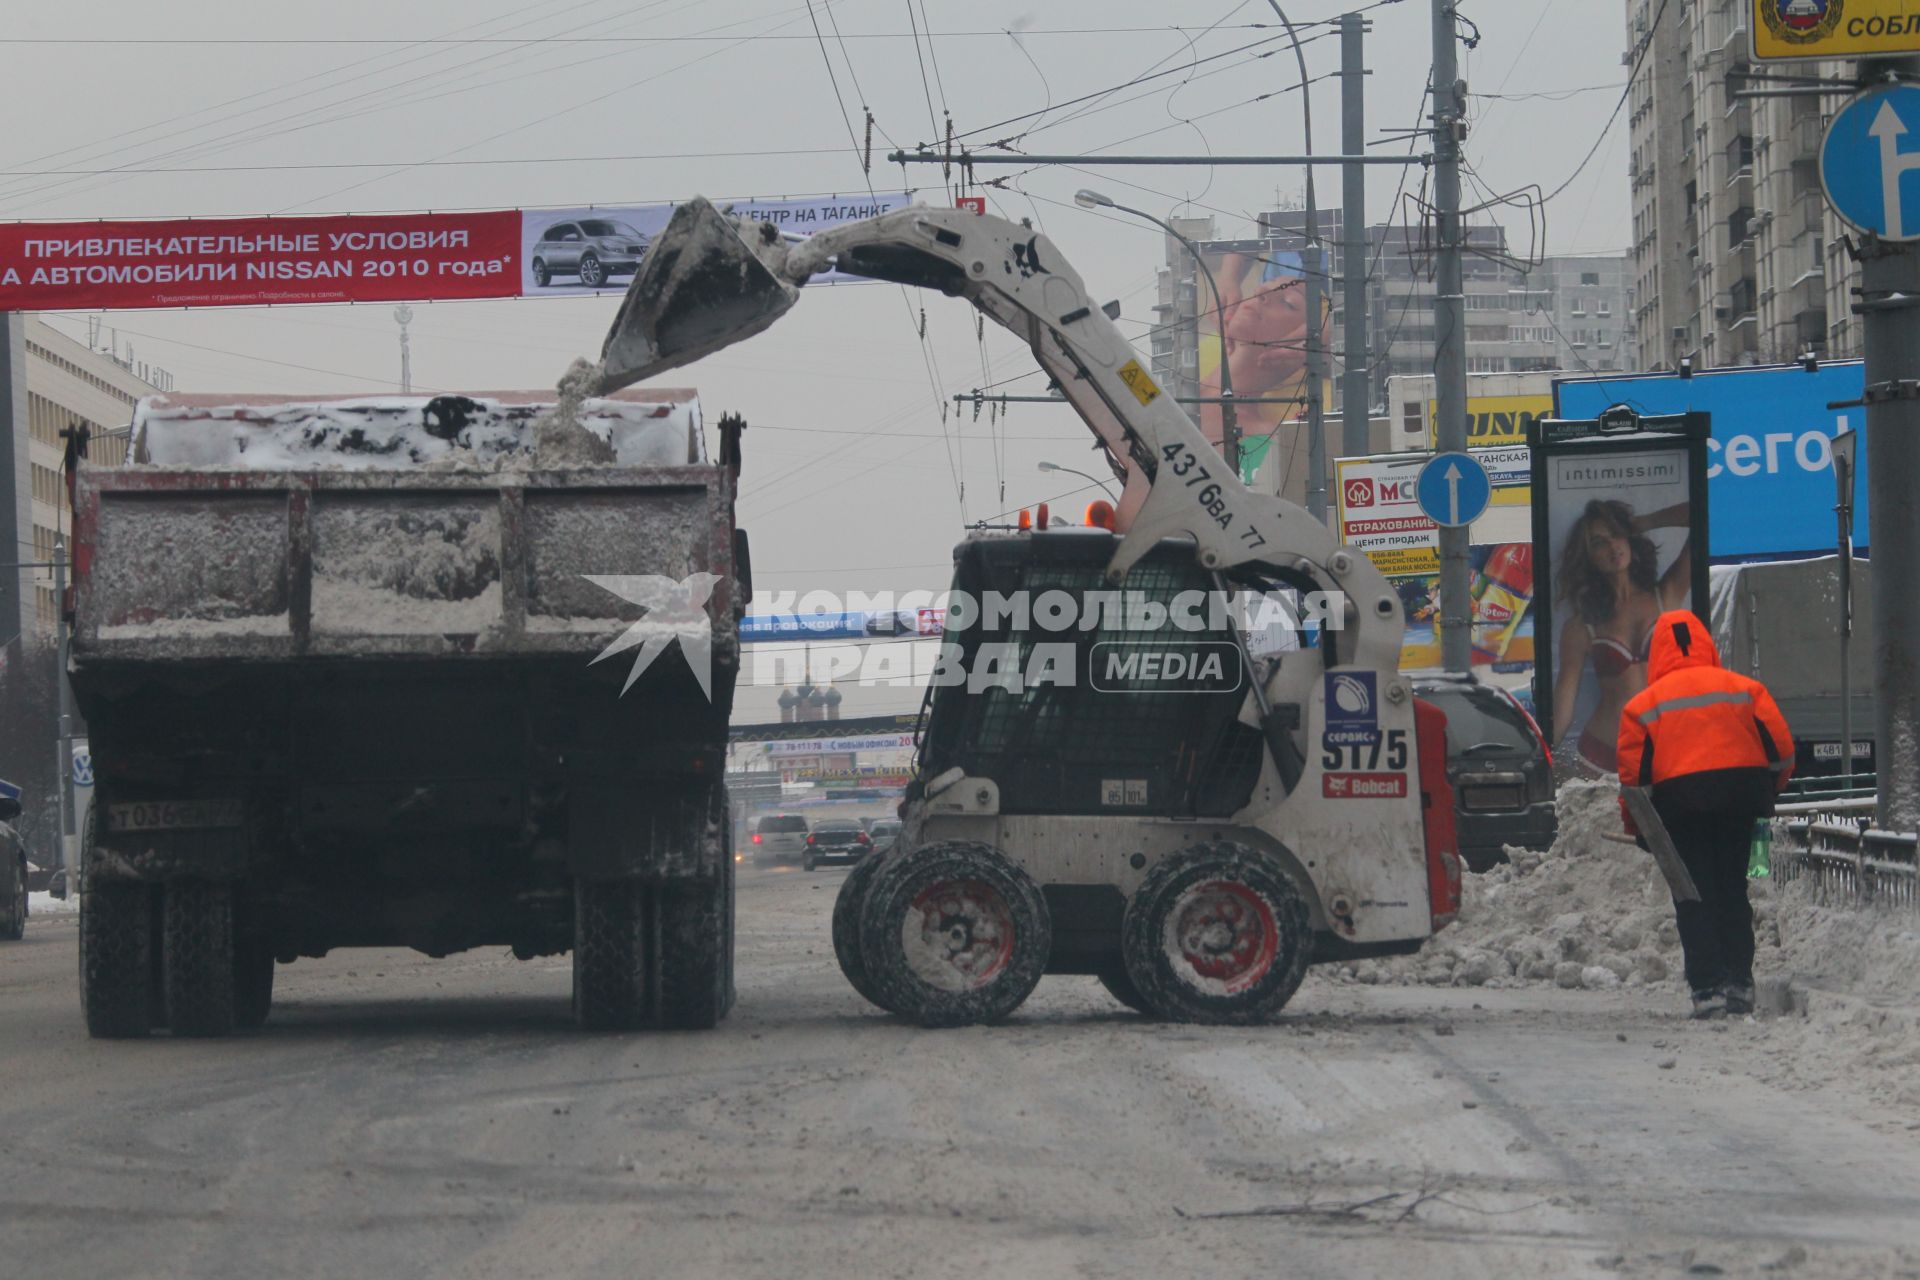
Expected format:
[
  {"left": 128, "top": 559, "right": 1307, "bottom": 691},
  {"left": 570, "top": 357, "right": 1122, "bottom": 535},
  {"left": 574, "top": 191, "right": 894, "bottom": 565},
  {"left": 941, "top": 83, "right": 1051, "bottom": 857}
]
[{"left": 599, "top": 197, "right": 799, "bottom": 394}]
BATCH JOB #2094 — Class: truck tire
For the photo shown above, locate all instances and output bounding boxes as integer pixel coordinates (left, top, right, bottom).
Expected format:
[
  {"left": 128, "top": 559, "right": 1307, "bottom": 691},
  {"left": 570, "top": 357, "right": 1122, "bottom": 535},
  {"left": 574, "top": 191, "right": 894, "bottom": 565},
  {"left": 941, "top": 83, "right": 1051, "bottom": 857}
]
[
  {"left": 81, "top": 881, "right": 153, "bottom": 1038},
  {"left": 163, "top": 881, "right": 237, "bottom": 1038},
  {"left": 831, "top": 848, "right": 894, "bottom": 1011},
  {"left": 234, "top": 938, "right": 275, "bottom": 1031},
  {"left": 1119, "top": 842, "right": 1311, "bottom": 1026},
  {"left": 858, "top": 841, "right": 1050, "bottom": 1028},
  {"left": 573, "top": 878, "right": 649, "bottom": 1030},
  {"left": 653, "top": 859, "right": 735, "bottom": 1031},
  {"left": 1095, "top": 964, "right": 1152, "bottom": 1015},
  {"left": 0, "top": 853, "right": 24, "bottom": 941}
]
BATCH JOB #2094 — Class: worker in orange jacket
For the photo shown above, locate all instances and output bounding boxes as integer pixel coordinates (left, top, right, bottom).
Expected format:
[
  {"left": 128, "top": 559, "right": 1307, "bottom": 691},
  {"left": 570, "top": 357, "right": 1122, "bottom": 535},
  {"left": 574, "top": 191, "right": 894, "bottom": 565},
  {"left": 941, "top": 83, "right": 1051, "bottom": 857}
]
[{"left": 1617, "top": 610, "right": 1794, "bottom": 1018}]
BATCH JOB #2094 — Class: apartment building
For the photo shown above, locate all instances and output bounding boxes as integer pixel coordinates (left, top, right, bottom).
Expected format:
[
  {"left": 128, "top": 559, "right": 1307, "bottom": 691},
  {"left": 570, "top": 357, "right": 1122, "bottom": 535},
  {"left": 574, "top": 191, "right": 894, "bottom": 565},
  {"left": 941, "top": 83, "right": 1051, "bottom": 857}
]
[
  {"left": 0, "top": 316, "right": 162, "bottom": 647},
  {"left": 1626, "top": 0, "right": 1853, "bottom": 371}
]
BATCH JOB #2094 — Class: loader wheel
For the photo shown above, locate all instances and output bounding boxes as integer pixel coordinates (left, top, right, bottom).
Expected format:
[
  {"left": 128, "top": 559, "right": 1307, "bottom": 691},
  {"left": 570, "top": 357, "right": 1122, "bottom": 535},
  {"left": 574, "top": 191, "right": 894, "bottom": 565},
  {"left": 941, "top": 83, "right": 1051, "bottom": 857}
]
[
  {"left": 234, "top": 939, "right": 275, "bottom": 1031},
  {"left": 573, "top": 878, "right": 649, "bottom": 1031},
  {"left": 858, "top": 841, "right": 1050, "bottom": 1028},
  {"left": 577, "top": 252, "right": 606, "bottom": 287},
  {"left": 163, "top": 881, "right": 237, "bottom": 1038},
  {"left": 81, "top": 881, "right": 153, "bottom": 1039},
  {"left": 532, "top": 257, "right": 551, "bottom": 287},
  {"left": 1120, "top": 842, "right": 1311, "bottom": 1026},
  {"left": 1095, "top": 964, "right": 1152, "bottom": 1015},
  {"left": 832, "top": 847, "right": 894, "bottom": 1011},
  {"left": 653, "top": 859, "right": 736, "bottom": 1031},
  {"left": 0, "top": 853, "right": 24, "bottom": 941}
]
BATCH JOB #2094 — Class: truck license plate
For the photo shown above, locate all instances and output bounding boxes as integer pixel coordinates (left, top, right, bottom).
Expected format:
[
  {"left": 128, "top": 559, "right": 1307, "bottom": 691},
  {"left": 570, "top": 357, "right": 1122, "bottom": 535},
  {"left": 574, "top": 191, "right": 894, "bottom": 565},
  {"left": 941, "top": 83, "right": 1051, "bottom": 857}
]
[{"left": 108, "top": 799, "right": 245, "bottom": 832}]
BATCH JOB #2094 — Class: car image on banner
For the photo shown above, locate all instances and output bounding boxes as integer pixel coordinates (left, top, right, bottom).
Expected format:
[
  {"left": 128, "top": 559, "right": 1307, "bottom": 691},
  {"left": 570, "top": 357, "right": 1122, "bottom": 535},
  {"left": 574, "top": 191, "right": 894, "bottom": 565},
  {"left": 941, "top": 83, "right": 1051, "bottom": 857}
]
[{"left": 518, "top": 194, "right": 912, "bottom": 295}]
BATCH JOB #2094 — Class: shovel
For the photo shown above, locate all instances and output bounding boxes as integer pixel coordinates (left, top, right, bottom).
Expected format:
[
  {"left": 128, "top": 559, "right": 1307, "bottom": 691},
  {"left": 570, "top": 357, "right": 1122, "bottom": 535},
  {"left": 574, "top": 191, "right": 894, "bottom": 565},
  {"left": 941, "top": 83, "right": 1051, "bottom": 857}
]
[
  {"left": 1618, "top": 786, "right": 1701, "bottom": 903},
  {"left": 598, "top": 197, "right": 800, "bottom": 395}
]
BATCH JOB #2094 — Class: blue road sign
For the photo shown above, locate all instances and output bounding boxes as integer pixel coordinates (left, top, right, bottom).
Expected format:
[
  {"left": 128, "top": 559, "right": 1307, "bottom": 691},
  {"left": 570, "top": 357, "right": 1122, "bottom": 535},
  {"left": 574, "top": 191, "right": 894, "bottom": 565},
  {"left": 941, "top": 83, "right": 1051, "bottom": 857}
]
[
  {"left": 1822, "top": 85, "right": 1920, "bottom": 241},
  {"left": 1416, "top": 451, "right": 1491, "bottom": 528}
]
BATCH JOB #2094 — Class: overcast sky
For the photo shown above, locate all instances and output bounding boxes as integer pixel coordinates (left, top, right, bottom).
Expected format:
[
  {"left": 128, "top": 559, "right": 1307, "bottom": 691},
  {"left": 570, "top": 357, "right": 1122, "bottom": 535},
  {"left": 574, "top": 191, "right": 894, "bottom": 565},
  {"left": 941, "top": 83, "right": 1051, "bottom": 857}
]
[{"left": 5, "top": 0, "right": 1629, "bottom": 720}]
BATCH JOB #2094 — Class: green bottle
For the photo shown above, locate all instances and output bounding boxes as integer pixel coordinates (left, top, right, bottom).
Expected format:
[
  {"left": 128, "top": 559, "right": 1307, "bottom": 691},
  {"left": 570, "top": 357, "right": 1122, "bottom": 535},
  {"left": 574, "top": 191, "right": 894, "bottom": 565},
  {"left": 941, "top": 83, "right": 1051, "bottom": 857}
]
[{"left": 1748, "top": 819, "right": 1772, "bottom": 878}]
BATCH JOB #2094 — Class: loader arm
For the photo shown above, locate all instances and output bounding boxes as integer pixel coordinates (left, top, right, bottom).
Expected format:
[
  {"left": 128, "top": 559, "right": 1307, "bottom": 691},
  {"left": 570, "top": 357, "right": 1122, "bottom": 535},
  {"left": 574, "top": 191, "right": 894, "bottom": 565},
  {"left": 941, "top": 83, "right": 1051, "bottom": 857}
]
[{"left": 599, "top": 199, "right": 1402, "bottom": 673}]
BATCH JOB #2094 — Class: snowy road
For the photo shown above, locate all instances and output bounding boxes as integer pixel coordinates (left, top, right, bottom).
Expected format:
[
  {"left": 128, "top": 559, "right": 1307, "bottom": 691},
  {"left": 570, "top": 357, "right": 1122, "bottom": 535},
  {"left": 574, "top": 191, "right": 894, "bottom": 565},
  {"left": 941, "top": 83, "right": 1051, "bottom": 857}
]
[{"left": 2, "top": 867, "right": 1917, "bottom": 1279}]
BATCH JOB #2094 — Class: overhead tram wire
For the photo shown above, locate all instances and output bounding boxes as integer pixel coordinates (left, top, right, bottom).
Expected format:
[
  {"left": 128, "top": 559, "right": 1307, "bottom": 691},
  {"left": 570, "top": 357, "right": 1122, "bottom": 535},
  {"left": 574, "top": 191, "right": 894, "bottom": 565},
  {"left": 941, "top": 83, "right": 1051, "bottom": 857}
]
[
  {"left": 1535, "top": 0, "right": 1668, "bottom": 207},
  {"left": 0, "top": 0, "right": 679, "bottom": 210},
  {"left": 272, "top": 3, "right": 828, "bottom": 213},
  {"left": 800, "top": 0, "right": 966, "bottom": 517},
  {"left": 0, "top": 0, "right": 618, "bottom": 203}
]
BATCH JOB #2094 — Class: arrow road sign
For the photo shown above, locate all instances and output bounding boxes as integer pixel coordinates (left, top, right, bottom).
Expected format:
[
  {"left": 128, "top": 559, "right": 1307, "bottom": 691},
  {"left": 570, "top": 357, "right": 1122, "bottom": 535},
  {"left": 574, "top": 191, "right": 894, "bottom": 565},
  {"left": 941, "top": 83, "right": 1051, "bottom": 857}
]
[
  {"left": 1822, "top": 85, "right": 1920, "bottom": 242},
  {"left": 1416, "top": 451, "right": 1491, "bottom": 529}
]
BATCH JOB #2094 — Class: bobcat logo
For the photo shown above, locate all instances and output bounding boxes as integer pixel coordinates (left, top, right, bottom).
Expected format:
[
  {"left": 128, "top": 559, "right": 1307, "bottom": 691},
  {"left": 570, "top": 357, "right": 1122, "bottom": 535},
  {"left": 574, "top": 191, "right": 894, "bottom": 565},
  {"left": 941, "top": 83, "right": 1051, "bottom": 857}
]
[{"left": 1763, "top": 0, "right": 1842, "bottom": 44}]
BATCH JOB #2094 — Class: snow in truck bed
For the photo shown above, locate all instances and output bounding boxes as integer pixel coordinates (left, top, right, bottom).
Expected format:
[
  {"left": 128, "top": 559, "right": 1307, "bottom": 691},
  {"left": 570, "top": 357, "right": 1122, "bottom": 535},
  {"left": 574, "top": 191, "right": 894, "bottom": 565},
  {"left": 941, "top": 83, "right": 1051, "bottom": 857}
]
[{"left": 128, "top": 388, "right": 704, "bottom": 470}]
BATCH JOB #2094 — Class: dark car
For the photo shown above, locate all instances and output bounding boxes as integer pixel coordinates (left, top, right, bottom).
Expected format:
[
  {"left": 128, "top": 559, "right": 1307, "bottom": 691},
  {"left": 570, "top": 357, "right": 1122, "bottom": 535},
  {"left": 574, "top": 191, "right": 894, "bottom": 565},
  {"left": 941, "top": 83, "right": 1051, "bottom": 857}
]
[
  {"left": 0, "top": 781, "right": 26, "bottom": 941},
  {"left": 803, "top": 821, "right": 872, "bottom": 871},
  {"left": 530, "top": 218, "right": 650, "bottom": 288},
  {"left": 1410, "top": 672, "right": 1557, "bottom": 872}
]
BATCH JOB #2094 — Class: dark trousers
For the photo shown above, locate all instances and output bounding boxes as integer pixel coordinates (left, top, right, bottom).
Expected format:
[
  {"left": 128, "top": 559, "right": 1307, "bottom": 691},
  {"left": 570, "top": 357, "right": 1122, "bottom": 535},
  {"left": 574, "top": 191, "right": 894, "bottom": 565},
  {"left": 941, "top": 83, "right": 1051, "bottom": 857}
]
[{"left": 1660, "top": 808, "right": 1758, "bottom": 997}]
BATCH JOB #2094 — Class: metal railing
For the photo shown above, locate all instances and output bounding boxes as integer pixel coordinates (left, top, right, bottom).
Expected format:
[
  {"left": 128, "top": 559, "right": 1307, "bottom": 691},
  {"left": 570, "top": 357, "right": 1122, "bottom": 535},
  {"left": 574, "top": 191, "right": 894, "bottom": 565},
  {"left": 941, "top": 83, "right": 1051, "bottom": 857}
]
[{"left": 1773, "top": 807, "right": 1920, "bottom": 911}]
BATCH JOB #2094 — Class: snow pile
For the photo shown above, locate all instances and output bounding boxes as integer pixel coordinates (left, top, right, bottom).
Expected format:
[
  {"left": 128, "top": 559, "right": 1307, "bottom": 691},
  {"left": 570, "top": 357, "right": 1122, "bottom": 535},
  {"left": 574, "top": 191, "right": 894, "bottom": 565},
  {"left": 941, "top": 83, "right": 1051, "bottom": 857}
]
[
  {"left": 1335, "top": 780, "right": 1713, "bottom": 990},
  {"left": 130, "top": 386, "right": 700, "bottom": 471},
  {"left": 27, "top": 891, "right": 76, "bottom": 916}
]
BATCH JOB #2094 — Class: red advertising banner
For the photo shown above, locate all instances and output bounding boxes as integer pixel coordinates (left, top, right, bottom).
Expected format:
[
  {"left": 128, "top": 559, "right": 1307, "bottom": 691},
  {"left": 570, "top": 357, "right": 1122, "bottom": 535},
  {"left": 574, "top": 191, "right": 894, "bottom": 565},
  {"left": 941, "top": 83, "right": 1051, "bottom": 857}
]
[{"left": 0, "top": 211, "right": 520, "bottom": 310}]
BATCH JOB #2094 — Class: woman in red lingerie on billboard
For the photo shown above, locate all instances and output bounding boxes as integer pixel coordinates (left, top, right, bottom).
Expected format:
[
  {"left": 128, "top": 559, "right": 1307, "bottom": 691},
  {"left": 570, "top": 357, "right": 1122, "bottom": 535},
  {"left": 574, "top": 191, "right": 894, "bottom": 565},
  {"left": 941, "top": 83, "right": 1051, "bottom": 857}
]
[{"left": 1551, "top": 498, "right": 1693, "bottom": 772}]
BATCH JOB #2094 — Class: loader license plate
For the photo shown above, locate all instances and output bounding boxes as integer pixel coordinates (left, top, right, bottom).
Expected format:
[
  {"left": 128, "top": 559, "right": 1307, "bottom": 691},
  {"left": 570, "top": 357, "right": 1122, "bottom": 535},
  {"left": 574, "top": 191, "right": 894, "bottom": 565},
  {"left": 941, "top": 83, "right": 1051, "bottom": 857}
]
[{"left": 108, "top": 799, "right": 245, "bottom": 832}]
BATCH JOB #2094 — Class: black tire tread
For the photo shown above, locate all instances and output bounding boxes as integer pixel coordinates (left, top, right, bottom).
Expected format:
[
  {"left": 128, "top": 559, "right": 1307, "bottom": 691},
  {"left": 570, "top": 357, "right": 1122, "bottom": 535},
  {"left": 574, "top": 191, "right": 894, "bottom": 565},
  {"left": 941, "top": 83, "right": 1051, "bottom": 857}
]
[
  {"left": 573, "top": 878, "right": 648, "bottom": 1031},
  {"left": 0, "top": 855, "right": 24, "bottom": 941},
  {"left": 81, "top": 882, "right": 152, "bottom": 1039},
  {"left": 653, "top": 858, "right": 734, "bottom": 1031},
  {"left": 832, "top": 850, "right": 893, "bottom": 1011},
  {"left": 163, "top": 881, "right": 237, "bottom": 1038},
  {"left": 1120, "top": 840, "right": 1312, "bottom": 1026},
  {"left": 858, "top": 840, "right": 1051, "bottom": 1028}
]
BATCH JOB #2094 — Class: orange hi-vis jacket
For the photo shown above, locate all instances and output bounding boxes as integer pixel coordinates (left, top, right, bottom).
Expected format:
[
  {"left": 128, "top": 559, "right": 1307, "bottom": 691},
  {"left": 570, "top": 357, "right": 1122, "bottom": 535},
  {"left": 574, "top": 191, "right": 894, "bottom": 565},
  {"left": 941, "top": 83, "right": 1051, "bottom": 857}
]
[{"left": 1616, "top": 611, "right": 1795, "bottom": 831}]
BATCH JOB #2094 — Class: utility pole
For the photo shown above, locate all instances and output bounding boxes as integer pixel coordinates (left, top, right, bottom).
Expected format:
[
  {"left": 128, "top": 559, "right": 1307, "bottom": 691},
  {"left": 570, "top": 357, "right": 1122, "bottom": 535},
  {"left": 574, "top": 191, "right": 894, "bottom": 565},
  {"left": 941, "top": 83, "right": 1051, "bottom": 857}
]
[
  {"left": 394, "top": 304, "right": 414, "bottom": 394},
  {"left": 54, "top": 539, "right": 75, "bottom": 887},
  {"left": 1857, "top": 57, "right": 1920, "bottom": 831},
  {"left": 1430, "top": 0, "right": 1471, "bottom": 674},
  {"left": 1341, "top": 13, "right": 1370, "bottom": 461}
]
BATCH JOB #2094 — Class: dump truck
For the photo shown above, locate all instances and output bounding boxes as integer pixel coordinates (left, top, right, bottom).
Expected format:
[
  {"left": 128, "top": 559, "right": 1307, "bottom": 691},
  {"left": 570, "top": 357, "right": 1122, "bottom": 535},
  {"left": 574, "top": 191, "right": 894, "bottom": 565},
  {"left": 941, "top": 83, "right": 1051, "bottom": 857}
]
[
  {"left": 596, "top": 197, "right": 1464, "bottom": 1026},
  {"left": 68, "top": 387, "right": 746, "bottom": 1036}
]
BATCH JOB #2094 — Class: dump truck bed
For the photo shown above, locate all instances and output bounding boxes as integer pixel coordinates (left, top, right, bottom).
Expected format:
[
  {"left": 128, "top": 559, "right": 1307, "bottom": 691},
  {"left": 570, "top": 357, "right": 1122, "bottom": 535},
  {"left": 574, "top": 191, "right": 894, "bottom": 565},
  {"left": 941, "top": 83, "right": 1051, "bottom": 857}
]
[{"left": 71, "top": 464, "right": 739, "bottom": 665}]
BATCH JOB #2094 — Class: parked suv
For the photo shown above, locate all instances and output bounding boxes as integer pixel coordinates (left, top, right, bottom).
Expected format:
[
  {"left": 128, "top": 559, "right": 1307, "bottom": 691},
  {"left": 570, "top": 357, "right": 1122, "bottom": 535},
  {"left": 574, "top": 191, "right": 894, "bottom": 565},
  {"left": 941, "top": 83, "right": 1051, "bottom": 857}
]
[
  {"left": 530, "top": 218, "right": 650, "bottom": 288},
  {"left": 1409, "top": 672, "right": 1556, "bottom": 872},
  {"left": 0, "top": 781, "right": 26, "bottom": 941},
  {"left": 803, "top": 821, "right": 871, "bottom": 871},
  {"left": 751, "top": 814, "right": 810, "bottom": 866}
]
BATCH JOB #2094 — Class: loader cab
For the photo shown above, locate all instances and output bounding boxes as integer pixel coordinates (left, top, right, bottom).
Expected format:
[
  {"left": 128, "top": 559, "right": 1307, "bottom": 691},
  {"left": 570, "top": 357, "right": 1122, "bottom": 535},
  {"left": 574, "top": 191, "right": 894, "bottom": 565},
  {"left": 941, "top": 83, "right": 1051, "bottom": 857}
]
[{"left": 916, "top": 529, "right": 1314, "bottom": 820}]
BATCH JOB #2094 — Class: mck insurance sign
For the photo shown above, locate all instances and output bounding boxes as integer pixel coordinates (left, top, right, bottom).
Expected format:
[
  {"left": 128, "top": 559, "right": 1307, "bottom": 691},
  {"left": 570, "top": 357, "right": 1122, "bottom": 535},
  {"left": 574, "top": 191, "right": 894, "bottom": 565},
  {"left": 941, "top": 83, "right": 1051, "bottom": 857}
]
[{"left": 1752, "top": 1, "right": 1920, "bottom": 62}]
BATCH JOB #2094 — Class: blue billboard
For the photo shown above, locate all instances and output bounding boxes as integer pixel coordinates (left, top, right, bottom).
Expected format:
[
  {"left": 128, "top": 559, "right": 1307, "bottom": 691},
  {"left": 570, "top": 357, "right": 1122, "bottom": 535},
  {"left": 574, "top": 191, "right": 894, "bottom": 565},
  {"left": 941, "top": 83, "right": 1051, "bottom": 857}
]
[{"left": 1555, "top": 362, "right": 1866, "bottom": 559}]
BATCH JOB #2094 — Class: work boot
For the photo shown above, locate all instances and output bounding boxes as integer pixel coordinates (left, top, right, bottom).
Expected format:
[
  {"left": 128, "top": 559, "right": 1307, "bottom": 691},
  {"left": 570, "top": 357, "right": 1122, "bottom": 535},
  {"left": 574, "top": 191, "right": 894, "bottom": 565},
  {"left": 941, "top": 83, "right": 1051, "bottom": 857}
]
[
  {"left": 1724, "top": 983, "right": 1755, "bottom": 1016},
  {"left": 1689, "top": 989, "right": 1727, "bottom": 1020}
]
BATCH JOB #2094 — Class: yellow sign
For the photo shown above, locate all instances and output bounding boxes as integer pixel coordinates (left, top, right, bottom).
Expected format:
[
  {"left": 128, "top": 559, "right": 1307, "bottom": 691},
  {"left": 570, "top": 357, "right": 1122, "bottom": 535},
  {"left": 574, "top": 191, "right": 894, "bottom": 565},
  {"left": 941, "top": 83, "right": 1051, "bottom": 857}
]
[
  {"left": 1751, "top": 1, "right": 1920, "bottom": 62},
  {"left": 1424, "top": 394, "right": 1553, "bottom": 450},
  {"left": 1362, "top": 547, "right": 1440, "bottom": 578},
  {"left": 1117, "top": 359, "right": 1161, "bottom": 406}
]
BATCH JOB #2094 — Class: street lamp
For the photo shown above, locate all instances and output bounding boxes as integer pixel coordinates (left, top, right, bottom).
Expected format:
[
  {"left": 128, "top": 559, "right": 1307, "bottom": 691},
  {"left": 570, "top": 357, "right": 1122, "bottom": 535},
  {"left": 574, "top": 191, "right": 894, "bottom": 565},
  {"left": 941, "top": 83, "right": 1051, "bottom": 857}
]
[
  {"left": 1073, "top": 187, "right": 1240, "bottom": 473},
  {"left": 1037, "top": 459, "right": 1117, "bottom": 499},
  {"left": 1834, "top": 427, "right": 1859, "bottom": 788}
]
